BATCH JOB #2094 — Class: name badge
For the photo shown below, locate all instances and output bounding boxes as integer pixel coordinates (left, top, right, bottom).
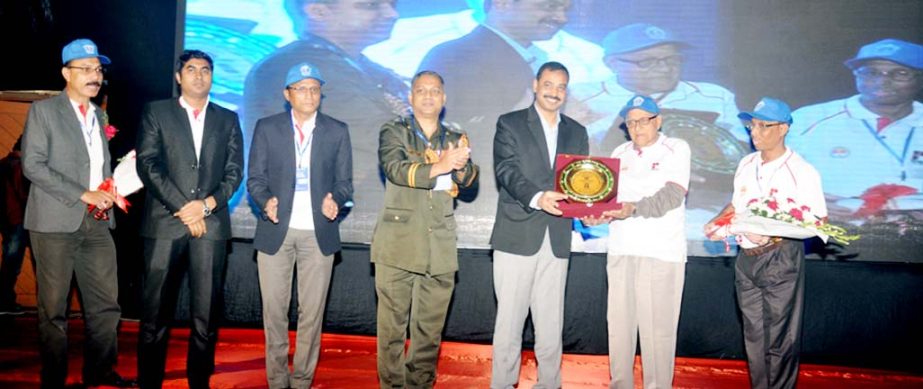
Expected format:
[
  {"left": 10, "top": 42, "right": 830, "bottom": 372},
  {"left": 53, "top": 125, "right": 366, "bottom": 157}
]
[
  {"left": 907, "top": 150, "right": 923, "bottom": 180},
  {"left": 295, "top": 168, "right": 310, "bottom": 192}
]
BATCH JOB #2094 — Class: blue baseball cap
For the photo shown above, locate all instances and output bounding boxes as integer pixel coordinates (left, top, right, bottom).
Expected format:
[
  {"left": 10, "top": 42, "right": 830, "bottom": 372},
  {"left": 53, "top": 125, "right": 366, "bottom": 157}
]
[
  {"left": 844, "top": 39, "right": 923, "bottom": 70},
  {"left": 285, "top": 62, "right": 325, "bottom": 88},
  {"left": 619, "top": 95, "right": 660, "bottom": 118},
  {"left": 738, "top": 97, "right": 792, "bottom": 124},
  {"left": 603, "top": 23, "right": 686, "bottom": 57},
  {"left": 62, "top": 39, "right": 110, "bottom": 65}
]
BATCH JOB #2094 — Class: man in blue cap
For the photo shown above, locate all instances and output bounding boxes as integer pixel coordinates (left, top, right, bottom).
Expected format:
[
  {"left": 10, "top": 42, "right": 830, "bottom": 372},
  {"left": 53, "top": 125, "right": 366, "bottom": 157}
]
[
  {"left": 247, "top": 62, "right": 354, "bottom": 389},
  {"left": 568, "top": 23, "right": 746, "bottom": 152},
  {"left": 597, "top": 95, "right": 691, "bottom": 389},
  {"left": 566, "top": 23, "right": 747, "bottom": 255},
  {"left": 788, "top": 38, "right": 923, "bottom": 222},
  {"left": 22, "top": 38, "right": 136, "bottom": 387},
  {"left": 705, "top": 98, "right": 827, "bottom": 389}
]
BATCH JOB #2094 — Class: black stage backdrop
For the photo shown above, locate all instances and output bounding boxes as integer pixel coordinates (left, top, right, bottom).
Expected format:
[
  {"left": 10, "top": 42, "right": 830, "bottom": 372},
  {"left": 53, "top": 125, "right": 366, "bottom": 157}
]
[{"left": 1, "top": 0, "right": 922, "bottom": 374}]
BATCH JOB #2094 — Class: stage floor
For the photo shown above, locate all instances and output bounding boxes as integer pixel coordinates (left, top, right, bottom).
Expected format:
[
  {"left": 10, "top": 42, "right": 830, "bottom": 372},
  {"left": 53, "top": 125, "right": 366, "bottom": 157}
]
[{"left": 1, "top": 316, "right": 921, "bottom": 388}]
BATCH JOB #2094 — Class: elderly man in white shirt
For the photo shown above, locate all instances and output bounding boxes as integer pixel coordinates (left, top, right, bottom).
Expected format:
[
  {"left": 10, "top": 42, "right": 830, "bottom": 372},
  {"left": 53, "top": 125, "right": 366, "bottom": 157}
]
[{"left": 596, "top": 95, "right": 690, "bottom": 389}]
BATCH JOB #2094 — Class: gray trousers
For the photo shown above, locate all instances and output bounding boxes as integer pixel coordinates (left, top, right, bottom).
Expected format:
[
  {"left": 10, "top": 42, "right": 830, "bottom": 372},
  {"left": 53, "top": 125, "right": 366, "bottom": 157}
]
[
  {"left": 257, "top": 228, "right": 334, "bottom": 389},
  {"left": 375, "top": 263, "right": 455, "bottom": 389},
  {"left": 30, "top": 214, "right": 120, "bottom": 388},
  {"left": 491, "top": 231, "right": 568, "bottom": 389},
  {"left": 606, "top": 255, "right": 685, "bottom": 389},
  {"left": 736, "top": 239, "right": 805, "bottom": 389}
]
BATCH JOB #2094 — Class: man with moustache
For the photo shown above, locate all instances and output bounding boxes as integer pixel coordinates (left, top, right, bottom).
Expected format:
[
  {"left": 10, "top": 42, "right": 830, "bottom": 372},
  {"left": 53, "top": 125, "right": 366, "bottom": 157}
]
[
  {"left": 705, "top": 98, "right": 827, "bottom": 389},
  {"left": 244, "top": 0, "right": 407, "bottom": 222},
  {"left": 21, "top": 38, "right": 135, "bottom": 388},
  {"left": 247, "top": 63, "right": 353, "bottom": 389},
  {"left": 490, "top": 61, "right": 588, "bottom": 389},
  {"left": 788, "top": 39, "right": 923, "bottom": 220},
  {"left": 371, "top": 70, "right": 478, "bottom": 388},
  {"left": 136, "top": 50, "right": 244, "bottom": 389}
]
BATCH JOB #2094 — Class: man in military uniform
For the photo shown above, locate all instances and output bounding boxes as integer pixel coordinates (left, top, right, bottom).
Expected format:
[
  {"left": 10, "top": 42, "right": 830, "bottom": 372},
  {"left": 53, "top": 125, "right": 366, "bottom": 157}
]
[
  {"left": 370, "top": 70, "right": 478, "bottom": 388},
  {"left": 243, "top": 0, "right": 409, "bottom": 228}
]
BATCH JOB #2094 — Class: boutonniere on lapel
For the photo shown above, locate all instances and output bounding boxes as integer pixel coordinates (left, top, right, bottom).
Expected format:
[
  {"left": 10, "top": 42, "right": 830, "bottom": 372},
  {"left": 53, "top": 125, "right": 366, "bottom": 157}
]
[{"left": 100, "top": 110, "right": 119, "bottom": 141}]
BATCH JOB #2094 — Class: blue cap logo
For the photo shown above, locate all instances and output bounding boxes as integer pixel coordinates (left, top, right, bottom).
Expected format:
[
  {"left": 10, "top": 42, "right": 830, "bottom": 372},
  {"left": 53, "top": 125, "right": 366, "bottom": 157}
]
[
  {"left": 619, "top": 94, "right": 660, "bottom": 118},
  {"left": 645, "top": 26, "right": 666, "bottom": 40},
  {"left": 871, "top": 43, "right": 900, "bottom": 56},
  {"left": 300, "top": 64, "right": 312, "bottom": 77},
  {"left": 632, "top": 96, "right": 644, "bottom": 106},
  {"left": 754, "top": 100, "right": 766, "bottom": 112}
]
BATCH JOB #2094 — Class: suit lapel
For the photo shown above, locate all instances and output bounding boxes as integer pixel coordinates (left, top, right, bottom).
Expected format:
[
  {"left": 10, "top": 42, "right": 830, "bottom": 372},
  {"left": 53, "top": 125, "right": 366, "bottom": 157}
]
[
  {"left": 52, "top": 94, "right": 91, "bottom": 165},
  {"left": 277, "top": 112, "right": 297, "bottom": 187},
  {"left": 169, "top": 99, "right": 199, "bottom": 162},
  {"left": 526, "top": 106, "right": 551, "bottom": 170}
]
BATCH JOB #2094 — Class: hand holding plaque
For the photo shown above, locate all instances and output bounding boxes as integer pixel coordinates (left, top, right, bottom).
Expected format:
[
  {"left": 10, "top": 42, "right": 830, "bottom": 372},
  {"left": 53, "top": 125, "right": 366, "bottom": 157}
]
[{"left": 554, "top": 154, "right": 622, "bottom": 218}]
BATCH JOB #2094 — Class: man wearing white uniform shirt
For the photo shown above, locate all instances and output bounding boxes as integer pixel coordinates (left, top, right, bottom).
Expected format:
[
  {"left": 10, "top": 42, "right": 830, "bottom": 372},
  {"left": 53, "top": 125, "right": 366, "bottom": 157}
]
[
  {"left": 567, "top": 23, "right": 745, "bottom": 254},
  {"left": 705, "top": 98, "right": 827, "bottom": 389},
  {"left": 788, "top": 39, "right": 923, "bottom": 219},
  {"left": 598, "top": 95, "right": 690, "bottom": 389}
]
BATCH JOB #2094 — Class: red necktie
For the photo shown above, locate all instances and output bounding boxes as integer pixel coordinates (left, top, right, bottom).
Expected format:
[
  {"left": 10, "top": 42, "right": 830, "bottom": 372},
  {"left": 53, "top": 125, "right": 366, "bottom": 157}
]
[
  {"left": 79, "top": 105, "right": 87, "bottom": 118},
  {"left": 193, "top": 109, "right": 201, "bottom": 120},
  {"left": 877, "top": 117, "right": 893, "bottom": 133}
]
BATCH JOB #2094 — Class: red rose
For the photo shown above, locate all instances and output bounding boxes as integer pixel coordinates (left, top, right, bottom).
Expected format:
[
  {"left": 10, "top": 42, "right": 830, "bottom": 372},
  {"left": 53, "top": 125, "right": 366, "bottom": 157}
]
[
  {"left": 747, "top": 198, "right": 758, "bottom": 206},
  {"left": 787, "top": 197, "right": 796, "bottom": 204},
  {"left": 767, "top": 200, "right": 779, "bottom": 211},
  {"left": 104, "top": 125, "right": 119, "bottom": 140},
  {"left": 789, "top": 208, "right": 804, "bottom": 221},
  {"left": 801, "top": 205, "right": 811, "bottom": 212}
]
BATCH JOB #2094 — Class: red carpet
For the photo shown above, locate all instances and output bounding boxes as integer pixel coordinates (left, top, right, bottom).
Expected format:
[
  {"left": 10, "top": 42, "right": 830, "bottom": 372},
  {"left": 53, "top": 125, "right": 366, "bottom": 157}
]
[{"left": 1, "top": 316, "right": 921, "bottom": 388}]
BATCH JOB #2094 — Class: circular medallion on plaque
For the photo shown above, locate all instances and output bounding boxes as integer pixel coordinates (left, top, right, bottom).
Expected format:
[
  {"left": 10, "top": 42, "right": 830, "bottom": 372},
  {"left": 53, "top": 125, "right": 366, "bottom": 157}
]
[{"left": 559, "top": 159, "right": 616, "bottom": 203}]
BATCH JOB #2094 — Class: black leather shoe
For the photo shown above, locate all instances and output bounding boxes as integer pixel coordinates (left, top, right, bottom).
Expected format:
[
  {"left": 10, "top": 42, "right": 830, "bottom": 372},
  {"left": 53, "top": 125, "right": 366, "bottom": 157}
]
[{"left": 84, "top": 371, "right": 138, "bottom": 388}]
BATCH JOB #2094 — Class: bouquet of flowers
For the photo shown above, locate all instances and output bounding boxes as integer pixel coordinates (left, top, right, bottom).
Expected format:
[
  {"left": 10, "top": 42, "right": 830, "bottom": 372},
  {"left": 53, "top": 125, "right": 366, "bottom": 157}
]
[{"left": 711, "top": 188, "right": 859, "bottom": 246}]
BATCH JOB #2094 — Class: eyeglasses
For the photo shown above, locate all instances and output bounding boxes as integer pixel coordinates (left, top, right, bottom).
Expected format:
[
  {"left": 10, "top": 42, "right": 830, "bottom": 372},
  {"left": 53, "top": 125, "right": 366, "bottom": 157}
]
[
  {"left": 287, "top": 86, "right": 321, "bottom": 96},
  {"left": 66, "top": 66, "right": 105, "bottom": 75},
  {"left": 853, "top": 66, "right": 920, "bottom": 82},
  {"left": 745, "top": 122, "right": 785, "bottom": 131},
  {"left": 625, "top": 115, "right": 658, "bottom": 128},
  {"left": 616, "top": 55, "right": 683, "bottom": 70}
]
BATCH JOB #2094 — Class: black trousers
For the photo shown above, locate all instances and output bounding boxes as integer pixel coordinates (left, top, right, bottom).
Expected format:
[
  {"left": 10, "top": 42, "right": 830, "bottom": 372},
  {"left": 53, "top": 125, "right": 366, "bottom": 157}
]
[
  {"left": 735, "top": 239, "right": 805, "bottom": 389},
  {"left": 30, "top": 215, "right": 120, "bottom": 388},
  {"left": 138, "top": 236, "right": 227, "bottom": 389}
]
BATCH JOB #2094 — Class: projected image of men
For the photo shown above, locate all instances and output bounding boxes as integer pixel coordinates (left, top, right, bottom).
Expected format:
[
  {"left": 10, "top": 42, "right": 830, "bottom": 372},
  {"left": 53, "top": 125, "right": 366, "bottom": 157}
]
[{"left": 243, "top": 0, "right": 408, "bottom": 237}]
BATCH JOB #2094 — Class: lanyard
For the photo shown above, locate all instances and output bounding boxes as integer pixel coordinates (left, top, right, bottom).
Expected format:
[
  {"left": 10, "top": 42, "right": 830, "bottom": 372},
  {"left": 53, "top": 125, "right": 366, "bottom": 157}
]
[
  {"left": 293, "top": 122, "right": 313, "bottom": 169},
  {"left": 862, "top": 120, "right": 916, "bottom": 180},
  {"left": 79, "top": 113, "right": 97, "bottom": 148},
  {"left": 410, "top": 116, "right": 445, "bottom": 151}
]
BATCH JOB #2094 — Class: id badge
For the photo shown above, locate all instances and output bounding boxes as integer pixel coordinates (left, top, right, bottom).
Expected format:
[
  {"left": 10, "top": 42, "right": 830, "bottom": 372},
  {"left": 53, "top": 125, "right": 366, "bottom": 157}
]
[
  {"left": 908, "top": 150, "right": 923, "bottom": 180},
  {"left": 295, "top": 168, "right": 310, "bottom": 192}
]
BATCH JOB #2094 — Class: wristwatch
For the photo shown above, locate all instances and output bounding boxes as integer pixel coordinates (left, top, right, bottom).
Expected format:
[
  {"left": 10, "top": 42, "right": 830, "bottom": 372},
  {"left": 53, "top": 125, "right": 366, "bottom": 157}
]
[{"left": 202, "top": 200, "right": 212, "bottom": 217}]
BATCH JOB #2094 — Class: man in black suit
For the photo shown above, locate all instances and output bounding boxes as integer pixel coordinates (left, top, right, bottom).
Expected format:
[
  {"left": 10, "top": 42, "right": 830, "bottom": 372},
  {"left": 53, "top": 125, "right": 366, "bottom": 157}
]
[
  {"left": 136, "top": 49, "right": 244, "bottom": 389},
  {"left": 22, "top": 38, "right": 135, "bottom": 389},
  {"left": 490, "top": 61, "right": 588, "bottom": 389},
  {"left": 417, "top": 0, "right": 571, "bottom": 222},
  {"left": 247, "top": 62, "right": 353, "bottom": 389}
]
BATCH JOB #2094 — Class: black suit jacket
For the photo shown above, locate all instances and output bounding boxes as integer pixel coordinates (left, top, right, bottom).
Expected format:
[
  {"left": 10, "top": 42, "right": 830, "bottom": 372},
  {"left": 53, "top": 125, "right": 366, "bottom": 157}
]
[
  {"left": 247, "top": 111, "right": 353, "bottom": 256},
  {"left": 136, "top": 98, "right": 244, "bottom": 240},
  {"left": 490, "top": 105, "right": 588, "bottom": 258}
]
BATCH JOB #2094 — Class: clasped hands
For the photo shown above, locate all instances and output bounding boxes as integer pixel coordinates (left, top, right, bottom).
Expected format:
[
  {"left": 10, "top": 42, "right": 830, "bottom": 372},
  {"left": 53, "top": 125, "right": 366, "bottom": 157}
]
[
  {"left": 430, "top": 142, "right": 470, "bottom": 177},
  {"left": 174, "top": 197, "right": 214, "bottom": 238},
  {"left": 263, "top": 193, "right": 339, "bottom": 225}
]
